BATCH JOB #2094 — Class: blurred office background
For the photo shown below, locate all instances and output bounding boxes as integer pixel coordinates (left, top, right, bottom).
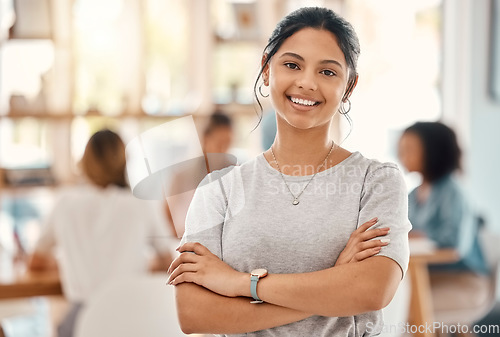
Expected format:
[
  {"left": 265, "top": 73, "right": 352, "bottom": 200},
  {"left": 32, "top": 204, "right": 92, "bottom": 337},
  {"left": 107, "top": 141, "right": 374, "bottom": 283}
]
[{"left": 0, "top": 0, "right": 499, "bottom": 336}]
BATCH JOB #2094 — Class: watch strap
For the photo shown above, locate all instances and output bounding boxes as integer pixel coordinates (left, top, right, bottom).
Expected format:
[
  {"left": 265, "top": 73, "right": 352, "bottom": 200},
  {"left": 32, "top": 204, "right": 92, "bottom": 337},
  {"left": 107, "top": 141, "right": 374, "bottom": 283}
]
[{"left": 250, "top": 275, "right": 263, "bottom": 303}]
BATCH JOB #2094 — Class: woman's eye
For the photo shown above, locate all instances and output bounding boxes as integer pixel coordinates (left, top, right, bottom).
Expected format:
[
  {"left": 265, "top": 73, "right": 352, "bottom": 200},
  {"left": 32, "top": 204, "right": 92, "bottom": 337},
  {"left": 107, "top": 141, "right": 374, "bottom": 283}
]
[
  {"left": 321, "top": 69, "right": 336, "bottom": 77},
  {"left": 285, "top": 63, "right": 299, "bottom": 70}
]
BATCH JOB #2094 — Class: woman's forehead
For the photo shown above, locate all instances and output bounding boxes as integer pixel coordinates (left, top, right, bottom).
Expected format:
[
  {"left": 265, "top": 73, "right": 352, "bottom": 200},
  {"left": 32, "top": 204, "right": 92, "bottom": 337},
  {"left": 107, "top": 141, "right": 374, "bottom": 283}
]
[{"left": 276, "top": 28, "right": 346, "bottom": 65}]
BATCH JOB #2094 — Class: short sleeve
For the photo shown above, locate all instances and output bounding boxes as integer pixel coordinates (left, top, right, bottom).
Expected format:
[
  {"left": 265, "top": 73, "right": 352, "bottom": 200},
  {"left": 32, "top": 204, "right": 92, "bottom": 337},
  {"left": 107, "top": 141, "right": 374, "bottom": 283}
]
[
  {"left": 358, "top": 164, "right": 412, "bottom": 277},
  {"left": 180, "top": 169, "right": 230, "bottom": 259}
]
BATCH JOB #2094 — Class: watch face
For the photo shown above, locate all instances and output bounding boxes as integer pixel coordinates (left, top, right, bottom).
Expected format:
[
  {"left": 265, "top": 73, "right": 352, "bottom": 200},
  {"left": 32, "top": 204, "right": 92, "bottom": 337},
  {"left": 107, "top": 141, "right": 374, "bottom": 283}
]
[{"left": 251, "top": 268, "right": 268, "bottom": 278}]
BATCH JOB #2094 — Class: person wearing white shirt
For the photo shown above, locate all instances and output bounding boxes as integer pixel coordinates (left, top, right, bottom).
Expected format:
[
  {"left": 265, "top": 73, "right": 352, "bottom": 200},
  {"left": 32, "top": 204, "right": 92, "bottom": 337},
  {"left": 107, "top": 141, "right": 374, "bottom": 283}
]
[{"left": 28, "top": 129, "right": 173, "bottom": 337}]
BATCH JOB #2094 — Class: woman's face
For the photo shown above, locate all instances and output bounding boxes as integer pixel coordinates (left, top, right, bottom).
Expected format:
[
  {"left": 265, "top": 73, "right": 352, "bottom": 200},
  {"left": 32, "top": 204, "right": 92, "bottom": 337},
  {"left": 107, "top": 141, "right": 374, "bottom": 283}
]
[
  {"left": 263, "top": 28, "right": 351, "bottom": 130},
  {"left": 398, "top": 132, "right": 425, "bottom": 173}
]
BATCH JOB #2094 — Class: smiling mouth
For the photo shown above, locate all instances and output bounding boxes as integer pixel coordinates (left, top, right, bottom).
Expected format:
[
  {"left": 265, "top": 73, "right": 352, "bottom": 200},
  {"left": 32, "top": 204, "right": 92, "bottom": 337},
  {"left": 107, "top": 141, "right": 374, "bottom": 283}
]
[{"left": 287, "top": 96, "right": 320, "bottom": 107}]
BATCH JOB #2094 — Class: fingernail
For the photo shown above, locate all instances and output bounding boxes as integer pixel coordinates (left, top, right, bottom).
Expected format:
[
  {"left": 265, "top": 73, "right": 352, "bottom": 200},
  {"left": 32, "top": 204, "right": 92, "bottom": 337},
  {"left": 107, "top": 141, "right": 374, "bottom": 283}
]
[
  {"left": 370, "top": 217, "right": 378, "bottom": 222},
  {"left": 175, "top": 247, "right": 180, "bottom": 251},
  {"left": 380, "top": 238, "right": 391, "bottom": 243},
  {"left": 383, "top": 227, "right": 390, "bottom": 231}
]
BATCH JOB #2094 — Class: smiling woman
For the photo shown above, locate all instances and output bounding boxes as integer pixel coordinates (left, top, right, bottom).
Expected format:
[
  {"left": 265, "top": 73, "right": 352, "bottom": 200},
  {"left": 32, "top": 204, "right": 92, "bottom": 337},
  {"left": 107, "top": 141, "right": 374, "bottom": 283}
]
[
  {"left": 263, "top": 28, "right": 352, "bottom": 131},
  {"left": 168, "top": 7, "right": 411, "bottom": 337}
]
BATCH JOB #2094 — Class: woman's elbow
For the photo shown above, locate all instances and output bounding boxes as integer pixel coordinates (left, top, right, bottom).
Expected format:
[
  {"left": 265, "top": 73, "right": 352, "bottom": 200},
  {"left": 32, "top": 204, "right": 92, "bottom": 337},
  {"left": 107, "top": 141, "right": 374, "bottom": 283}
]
[
  {"left": 369, "top": 289, "right": 395, "bottom": 311},
  {"left": 176, "top": 306, "right": 195, "bottom": 335},
  {"left": 365, "top": 280, "right": 399, "bottom": 312},
  {"left": 177, "top": 313, "right": 196, "bottom": 335},
  {"left": 175, "top": 283, "right": 225, "bottom": 334},
  {"left": 363, "top": 257, "right": 402, "bottom": 311}
]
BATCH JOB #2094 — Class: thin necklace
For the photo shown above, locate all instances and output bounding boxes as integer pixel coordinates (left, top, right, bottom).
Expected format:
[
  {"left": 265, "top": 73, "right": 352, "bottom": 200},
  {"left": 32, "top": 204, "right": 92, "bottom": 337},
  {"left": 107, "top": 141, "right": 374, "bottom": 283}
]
[{"left": 270, "top": 140, "right": 335, "bottom": 205}]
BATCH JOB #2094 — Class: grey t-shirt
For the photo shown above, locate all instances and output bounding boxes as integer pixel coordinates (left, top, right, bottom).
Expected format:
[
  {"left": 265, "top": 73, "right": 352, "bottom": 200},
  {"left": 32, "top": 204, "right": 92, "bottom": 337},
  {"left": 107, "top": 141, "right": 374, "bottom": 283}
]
[{"left": 182, "top": 151, "right": 412, "bottom": 337}]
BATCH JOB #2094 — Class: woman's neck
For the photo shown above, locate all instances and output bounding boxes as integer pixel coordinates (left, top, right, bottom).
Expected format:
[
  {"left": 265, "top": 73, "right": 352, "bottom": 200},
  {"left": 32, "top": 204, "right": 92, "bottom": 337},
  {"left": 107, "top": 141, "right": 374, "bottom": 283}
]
[
  {"left": 272, "top": 118, "right": 332, "bottom": 164},
  {"left": 265, "top": 117, "right": 342, "bottom": 176}
]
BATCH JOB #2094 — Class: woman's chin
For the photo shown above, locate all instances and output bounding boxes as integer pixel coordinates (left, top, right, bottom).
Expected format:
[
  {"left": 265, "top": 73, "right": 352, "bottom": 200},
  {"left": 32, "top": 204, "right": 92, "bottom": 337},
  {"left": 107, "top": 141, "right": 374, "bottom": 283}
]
[{"left": 284, "top": 116, "right": 329, "bottom": 131}]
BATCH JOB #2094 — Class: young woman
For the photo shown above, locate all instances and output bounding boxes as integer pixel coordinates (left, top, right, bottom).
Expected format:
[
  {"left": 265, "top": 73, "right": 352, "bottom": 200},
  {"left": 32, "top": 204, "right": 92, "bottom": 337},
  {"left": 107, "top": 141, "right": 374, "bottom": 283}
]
[
  {"left": 168, "top": 7, "right": 411, "bottom": 336},
  {"left": 398, "top": 122, "right": 489, "bottom": 316},
  {"left": 398, "top": 121, "right": 488, "bottom": 275}
]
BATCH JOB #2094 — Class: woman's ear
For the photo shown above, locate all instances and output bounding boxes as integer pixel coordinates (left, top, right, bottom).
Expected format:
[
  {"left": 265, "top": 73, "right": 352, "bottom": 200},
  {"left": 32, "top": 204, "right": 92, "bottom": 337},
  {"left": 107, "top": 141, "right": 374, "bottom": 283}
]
[
  {"left": 261, "top": 54, "right": 270, "bottom": 86},
  {"left": 342, "top": 74, "right": 358, "bottom": 102}
]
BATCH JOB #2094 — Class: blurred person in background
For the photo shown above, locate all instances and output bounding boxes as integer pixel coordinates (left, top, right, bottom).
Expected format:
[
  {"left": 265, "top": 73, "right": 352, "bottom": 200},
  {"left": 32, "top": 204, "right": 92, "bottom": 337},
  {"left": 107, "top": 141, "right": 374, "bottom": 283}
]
[
  {"left": 202, "top": 111, "right": 233, "bottom": 157},
  {"left": 165, "top": 111, "right": 234, "bottom": 238},
  {"left": 27, "top": 129, "right": 173, "bottom": 337},
  {"left": 398, "top": 121, "right": 489, "bottom": 310}
]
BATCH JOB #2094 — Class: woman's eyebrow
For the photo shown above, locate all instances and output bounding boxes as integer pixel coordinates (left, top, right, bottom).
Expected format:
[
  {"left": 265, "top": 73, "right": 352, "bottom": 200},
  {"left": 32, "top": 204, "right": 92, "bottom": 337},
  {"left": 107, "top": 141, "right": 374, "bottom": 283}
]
[
  {"left": 319, "top": 59, "right": 343, "bottom": 69},
  {"left": 279, "top": 52, "right": 344, "bottom": 69},
  {"left": 279, "top": 52, "right": 305, "bottom": 61}
]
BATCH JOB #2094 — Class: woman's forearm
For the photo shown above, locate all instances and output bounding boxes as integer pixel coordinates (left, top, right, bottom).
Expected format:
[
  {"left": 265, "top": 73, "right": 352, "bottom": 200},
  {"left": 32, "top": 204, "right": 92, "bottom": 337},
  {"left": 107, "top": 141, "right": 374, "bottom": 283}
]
[
  {"left": 175, "top": 283, "right": 312, "bottom": 334},
  {"left": 170, "top": 239, "right": 402, "bottom": 321},
  {"left": 240, "top": 256, "right": 402, "bottom": 317}
]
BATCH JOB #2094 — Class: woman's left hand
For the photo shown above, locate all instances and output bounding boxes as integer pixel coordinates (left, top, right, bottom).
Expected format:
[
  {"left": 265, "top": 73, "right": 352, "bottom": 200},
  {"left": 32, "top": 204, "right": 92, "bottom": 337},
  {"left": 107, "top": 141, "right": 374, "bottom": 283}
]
[
  {"left": 167, "top": 242, "right": 247, "bottom": 298},
  {"left": 334, "top": 217, "right": 390, "bottom": 266}
]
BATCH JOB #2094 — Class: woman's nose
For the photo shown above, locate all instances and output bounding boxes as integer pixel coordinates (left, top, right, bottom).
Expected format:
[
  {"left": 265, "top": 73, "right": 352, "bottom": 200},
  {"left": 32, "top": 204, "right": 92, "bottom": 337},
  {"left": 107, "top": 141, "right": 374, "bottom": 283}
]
[{"left": 296, "top": 70, "right": 318, "bottom": 91}]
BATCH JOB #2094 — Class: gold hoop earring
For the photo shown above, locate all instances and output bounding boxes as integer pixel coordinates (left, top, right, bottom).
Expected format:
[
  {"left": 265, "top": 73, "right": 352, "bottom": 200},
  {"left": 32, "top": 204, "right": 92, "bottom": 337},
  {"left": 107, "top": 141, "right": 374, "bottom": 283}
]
[{"left": 259, "top": 83, "right": 269, "bottom": 98}]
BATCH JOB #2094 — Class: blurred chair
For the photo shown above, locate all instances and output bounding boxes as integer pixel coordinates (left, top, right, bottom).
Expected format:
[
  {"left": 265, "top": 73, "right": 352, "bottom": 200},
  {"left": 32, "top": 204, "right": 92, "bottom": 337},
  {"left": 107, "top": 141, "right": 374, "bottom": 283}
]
[
  {"left": 433, "top": 225, "right": 500, "bottom": 337},
  {"left": 74, "top": 274, "right": 188, "bottom": 337},
  {"left": 380, "top": 274, "right": 411, "bottom": 337}
]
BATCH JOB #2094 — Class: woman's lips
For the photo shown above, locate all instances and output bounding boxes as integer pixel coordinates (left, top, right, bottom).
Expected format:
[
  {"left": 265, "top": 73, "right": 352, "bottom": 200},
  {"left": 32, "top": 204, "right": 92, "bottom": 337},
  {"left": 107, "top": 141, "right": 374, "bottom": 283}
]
[{"left": 287, "top": 95, "right": 321, "bottom": 110}]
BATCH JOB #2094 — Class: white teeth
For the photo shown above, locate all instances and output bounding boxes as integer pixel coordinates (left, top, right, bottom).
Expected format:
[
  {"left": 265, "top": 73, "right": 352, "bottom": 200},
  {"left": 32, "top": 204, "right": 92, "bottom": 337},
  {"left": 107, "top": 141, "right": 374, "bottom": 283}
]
[{"left": 290, "top": 97, "right": 317, "bottom": 106}]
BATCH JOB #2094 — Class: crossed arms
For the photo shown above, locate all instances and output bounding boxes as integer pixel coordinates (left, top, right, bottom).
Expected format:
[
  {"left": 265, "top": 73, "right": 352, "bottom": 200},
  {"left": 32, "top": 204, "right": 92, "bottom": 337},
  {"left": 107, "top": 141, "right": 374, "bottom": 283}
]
[{"left": 167, "top": 218, "right": 403, "bottom": 334}]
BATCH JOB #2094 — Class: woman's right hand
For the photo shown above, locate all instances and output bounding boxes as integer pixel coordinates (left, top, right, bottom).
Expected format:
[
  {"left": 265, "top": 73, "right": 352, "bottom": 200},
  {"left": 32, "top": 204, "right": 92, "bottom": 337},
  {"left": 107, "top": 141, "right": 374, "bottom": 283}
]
[{"left": 335, "top": 217, "right": 390, "bottom": 266}]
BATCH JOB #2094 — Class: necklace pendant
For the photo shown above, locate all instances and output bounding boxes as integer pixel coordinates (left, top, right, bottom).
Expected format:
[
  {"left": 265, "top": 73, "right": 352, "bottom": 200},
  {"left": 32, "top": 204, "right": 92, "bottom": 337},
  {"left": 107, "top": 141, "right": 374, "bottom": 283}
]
[{"left": 292, "top": 199, "right": 299, "bottom": 205}]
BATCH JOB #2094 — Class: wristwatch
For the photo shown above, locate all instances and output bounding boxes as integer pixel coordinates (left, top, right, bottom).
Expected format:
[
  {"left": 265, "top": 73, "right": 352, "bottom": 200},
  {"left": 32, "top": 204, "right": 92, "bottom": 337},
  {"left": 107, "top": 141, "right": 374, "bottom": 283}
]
[{"left": 250, "top": 268, "right": 268, "bottom": 304}]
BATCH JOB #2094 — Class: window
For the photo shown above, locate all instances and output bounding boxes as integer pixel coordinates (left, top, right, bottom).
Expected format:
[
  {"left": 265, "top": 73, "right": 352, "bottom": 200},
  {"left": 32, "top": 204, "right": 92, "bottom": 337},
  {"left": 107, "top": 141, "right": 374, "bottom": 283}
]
[
  {"left": 73, "top": 0, "right": 143, "bottom": 116},
  {"left": 0, "top": 40, "right": 54, "bottom": 115},
  {"left": 142, "top": 0, "right": 190, "bottom": 115},
  {"left": 211, "top": 0, "right": 262, "bottom": 105},
  {"left": 342, "top": 0, "right": 442, "bottom": 164}
]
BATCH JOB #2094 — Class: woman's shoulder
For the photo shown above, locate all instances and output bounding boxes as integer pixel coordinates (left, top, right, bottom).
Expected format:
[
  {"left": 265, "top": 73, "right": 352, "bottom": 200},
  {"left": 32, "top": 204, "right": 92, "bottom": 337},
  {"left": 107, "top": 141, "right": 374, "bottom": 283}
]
[
  {"left": 203, "top": 155, "right": 261, "bottom": 180},
  {"left": 432, "top": 174, "right": 466, "bottom": 199},
  {"left": 344, "top": 151, "right": 401, "bottom": 178},
  {"left": 55, "top": 183, "right": 99, "bottom": 200},
  {"left": 195, "top": 155, "right": 264, "bottom": 199},
  {"left": 56, "top": 183, "right": 137, "bottom": 204}
]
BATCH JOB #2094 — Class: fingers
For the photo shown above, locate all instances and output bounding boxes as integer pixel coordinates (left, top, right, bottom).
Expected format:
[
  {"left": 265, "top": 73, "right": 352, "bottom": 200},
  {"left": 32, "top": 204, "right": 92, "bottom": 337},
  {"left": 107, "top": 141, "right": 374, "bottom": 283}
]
[
  {"left": 169, "top": 272, "right": 198, "bottom": 286},
  {"left": 167, "top": 262, "right": 199, "bottom": 285},
  {"left": 357, "top": 238, "right": 390, "bottom": 251},
  {"left": 167, "top": 242, "right": 211, "bottom": 274},
  {"left": 336, "top": 217, "right": 393, "bottom": 266},
  {"left": 357, "top": 227, "right": 390, "bottom": 242},
  {"left": 353, "top": 247, "right": 383, "bottom": 262},
  {"left": 176, "top": 242, "right": 211, "bottom": 255},
  {"left": 167, "top": 242, "right": 217, "bottom": 286},
  {"left": 352, "top": 217, "right": 390, "bottom": 242},
  {"left": 356, "top": 217, "right": 379, "bottom": 233},
  {"left": 167, "top": 251, "right": 199, "bottom": 274},
  {"left": 351, "top": 239, "right": 390, "bottom": 261}
]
